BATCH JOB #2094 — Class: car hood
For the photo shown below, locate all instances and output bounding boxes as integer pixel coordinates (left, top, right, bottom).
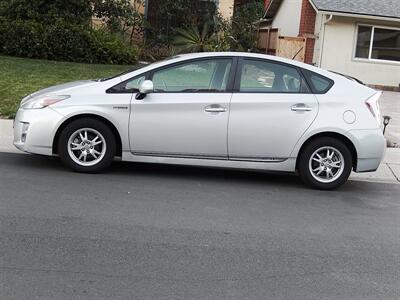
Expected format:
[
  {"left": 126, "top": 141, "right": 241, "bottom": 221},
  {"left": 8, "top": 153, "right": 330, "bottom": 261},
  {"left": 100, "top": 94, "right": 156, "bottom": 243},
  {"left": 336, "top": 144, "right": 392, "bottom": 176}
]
[{"left": 22, "top": 80, "right": 97, "bottom": 104}]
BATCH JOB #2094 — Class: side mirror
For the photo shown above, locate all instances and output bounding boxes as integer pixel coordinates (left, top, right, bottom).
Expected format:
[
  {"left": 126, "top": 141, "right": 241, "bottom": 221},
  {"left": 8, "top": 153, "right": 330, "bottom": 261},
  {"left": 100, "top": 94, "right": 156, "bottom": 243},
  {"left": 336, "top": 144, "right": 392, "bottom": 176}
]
[{"left": 136, "top": 80, "right": 154, "bottom": 100}]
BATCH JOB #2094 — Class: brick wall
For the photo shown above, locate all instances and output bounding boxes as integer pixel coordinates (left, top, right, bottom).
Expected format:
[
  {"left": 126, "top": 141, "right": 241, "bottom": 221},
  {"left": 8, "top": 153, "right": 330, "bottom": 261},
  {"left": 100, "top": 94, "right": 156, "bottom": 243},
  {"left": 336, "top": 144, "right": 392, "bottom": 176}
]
[{"left": 298, "top": 0, "right": 316, "bottom": 64}]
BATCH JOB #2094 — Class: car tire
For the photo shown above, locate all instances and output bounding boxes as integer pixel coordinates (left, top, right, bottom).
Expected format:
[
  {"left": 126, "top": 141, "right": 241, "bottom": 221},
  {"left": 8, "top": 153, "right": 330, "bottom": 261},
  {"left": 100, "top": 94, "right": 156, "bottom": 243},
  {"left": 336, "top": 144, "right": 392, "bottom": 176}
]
[
  {"left": 298, "top": 137, "right": 353, "bottom": 190},
  {"left": 58, "top": 118, "right": 116, "bottom": 173}
]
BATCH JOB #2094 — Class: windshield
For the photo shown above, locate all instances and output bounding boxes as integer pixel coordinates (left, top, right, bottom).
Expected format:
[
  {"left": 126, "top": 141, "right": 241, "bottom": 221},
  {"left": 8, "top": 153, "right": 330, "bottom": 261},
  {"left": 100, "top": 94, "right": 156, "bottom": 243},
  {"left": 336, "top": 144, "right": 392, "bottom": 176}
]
[
  {"left": 96, "top": 56, "right": 181, "bottom": 82},
  {"left": 96, "top": 63, "right": 149, "bottom": 82}
]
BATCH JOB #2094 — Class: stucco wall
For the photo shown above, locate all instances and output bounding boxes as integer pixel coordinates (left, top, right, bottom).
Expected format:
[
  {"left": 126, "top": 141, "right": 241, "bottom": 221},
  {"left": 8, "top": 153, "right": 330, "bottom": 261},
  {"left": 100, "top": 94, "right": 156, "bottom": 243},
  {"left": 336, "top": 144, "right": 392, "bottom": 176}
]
[
  {"left": 316, "top": 16, "right": 400, "bottom": 87},
  {"left": 218, "top": 0, "right": 235, "bottom": 19},
  {"left": 132, "top": 0, "right": 145, "bottom": 14},
  {"left": 271, "top": 0, "right": 302, "bottom": 36}
]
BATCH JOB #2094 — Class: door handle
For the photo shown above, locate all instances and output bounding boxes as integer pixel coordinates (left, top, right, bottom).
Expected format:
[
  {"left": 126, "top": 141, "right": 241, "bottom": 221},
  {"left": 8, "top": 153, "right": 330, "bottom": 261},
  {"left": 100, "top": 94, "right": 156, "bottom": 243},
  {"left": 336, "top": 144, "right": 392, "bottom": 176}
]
[
  {"left": 291, "top": 103, "right": 312, "bottom": 112},
  {"left": 205, "top": 105, "right": 227, "bottom": 113}
]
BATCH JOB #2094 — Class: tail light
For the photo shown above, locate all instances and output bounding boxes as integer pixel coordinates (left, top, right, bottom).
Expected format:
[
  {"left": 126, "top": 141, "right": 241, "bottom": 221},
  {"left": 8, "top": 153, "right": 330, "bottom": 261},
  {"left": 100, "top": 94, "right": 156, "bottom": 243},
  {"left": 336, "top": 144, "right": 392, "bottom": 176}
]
[{"left": 365, "top": 92, "right": 382, "bottom": 126}]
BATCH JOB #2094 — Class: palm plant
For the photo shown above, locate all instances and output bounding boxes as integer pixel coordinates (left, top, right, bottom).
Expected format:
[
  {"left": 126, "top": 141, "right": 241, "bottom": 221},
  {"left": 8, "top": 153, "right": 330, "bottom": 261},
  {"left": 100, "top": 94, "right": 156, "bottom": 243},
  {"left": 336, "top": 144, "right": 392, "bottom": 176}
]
[
  {"left": 173, "top": 16, "right": 234, "bottom": 53},
  {"left": 173, "top": 22, "right": 213, "bottom": 52}
]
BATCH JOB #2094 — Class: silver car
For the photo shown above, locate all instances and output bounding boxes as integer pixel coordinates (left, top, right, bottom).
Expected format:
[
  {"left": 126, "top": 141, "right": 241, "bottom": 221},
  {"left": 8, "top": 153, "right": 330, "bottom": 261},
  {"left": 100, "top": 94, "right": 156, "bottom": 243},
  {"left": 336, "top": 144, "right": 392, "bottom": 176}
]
[{"left": 14, "top": 52, "right": 385, "bottom": 189}]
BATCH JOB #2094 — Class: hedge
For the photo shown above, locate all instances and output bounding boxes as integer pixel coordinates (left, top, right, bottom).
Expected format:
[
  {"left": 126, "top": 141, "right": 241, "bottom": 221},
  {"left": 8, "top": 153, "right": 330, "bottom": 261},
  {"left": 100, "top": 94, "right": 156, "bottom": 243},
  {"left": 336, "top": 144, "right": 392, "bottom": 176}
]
[{"left": 0, "top": 18, "right": 137, "bottom": 64}]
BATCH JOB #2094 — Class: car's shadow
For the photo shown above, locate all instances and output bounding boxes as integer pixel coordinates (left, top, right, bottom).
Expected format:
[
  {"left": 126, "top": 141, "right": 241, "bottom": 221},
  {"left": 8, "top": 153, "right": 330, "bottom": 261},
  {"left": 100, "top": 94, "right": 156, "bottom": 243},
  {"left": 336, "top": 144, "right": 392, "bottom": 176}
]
[
  {"left": 2, "top": 152, "right": 390, "bottom": 192},
  {"left": 4, "top": 152, "right": 302, "bottom": 187},
  {"left": 110, "top": 159, "right": 304, "bottom": 188}
]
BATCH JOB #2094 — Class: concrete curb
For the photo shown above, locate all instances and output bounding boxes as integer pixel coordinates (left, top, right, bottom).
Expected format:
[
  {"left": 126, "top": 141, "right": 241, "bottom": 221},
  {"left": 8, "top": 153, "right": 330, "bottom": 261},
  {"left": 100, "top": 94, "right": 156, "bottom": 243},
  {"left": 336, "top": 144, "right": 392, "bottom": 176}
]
[
  {"left": 2, "top": 118, "right": 399, "bottom": 184},
  {"left": 0, "top": 119, "right": 21, "bottom": 154}
]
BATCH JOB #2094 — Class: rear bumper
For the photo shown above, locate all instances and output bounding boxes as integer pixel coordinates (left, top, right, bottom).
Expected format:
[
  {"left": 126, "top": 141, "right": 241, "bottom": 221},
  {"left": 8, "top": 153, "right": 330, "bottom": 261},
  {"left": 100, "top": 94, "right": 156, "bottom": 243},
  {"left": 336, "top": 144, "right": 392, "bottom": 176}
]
[
  {"left": 347, "top": 128, "right": 386, "bottom": 172},
  {"left": 13, "top": 107, "right": 65, "bottom": 155}
]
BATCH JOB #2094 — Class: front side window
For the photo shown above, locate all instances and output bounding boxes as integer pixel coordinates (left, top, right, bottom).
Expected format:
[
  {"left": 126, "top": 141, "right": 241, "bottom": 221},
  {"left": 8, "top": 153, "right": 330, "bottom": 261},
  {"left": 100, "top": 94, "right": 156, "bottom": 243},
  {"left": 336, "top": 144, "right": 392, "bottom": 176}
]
[
  {"left": 108, "top": 75, "right": 146, "bottom": 93},
  {"left": 152, "top": 59, "right": 232, "bottom": 92},
  {"left": 355, "top": 25, "right": 400, "bottom": 62},
  {"left": 125, "top": 76, "right": 146, "bottom": 91},
  {"left": 239, "top": 59, "right": 309, "bottom": 93}
]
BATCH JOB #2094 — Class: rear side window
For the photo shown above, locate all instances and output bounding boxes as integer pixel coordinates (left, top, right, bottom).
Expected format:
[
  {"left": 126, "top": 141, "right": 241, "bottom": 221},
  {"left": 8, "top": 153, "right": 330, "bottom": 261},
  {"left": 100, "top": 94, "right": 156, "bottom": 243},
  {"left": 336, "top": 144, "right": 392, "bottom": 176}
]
[
  {"left": 302, "top": 69, "right": 334, "bottom": 94},
  {"left": 238, "top": 59, "right": 309, "bottom": 93}
]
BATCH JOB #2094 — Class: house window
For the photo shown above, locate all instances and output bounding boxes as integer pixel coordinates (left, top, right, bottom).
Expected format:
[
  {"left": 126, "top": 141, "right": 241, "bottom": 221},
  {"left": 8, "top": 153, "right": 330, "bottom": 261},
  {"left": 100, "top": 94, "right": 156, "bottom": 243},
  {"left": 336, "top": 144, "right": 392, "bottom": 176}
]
[{"left": 355, "top": 25, "right": 400, "bottom": 62}]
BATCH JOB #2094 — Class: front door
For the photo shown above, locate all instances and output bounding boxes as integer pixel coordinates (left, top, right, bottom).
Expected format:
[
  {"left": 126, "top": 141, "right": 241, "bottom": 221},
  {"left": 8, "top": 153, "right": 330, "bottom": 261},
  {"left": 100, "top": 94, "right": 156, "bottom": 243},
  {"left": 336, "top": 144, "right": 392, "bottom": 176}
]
[
  {"left": 130, "top": 58, "right": 233, "bottom": 159},
  {"left": 228, "top": 58, "right": 318, "bottom": 161}
]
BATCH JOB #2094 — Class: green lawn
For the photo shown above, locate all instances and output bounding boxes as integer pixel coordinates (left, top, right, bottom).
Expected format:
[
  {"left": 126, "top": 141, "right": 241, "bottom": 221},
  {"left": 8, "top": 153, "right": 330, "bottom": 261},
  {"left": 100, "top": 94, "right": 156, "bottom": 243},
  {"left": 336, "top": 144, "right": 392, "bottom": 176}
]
[{"left": 0, "top": 56, "right": 133, "bottom": 118}]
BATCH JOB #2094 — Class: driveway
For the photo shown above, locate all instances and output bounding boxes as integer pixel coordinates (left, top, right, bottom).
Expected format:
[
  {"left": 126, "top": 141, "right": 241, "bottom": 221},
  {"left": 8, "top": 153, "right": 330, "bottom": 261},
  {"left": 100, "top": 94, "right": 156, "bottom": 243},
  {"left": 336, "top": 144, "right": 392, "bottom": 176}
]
[{"left": 1, "top": 152, "right": 400, "bottom": 299}]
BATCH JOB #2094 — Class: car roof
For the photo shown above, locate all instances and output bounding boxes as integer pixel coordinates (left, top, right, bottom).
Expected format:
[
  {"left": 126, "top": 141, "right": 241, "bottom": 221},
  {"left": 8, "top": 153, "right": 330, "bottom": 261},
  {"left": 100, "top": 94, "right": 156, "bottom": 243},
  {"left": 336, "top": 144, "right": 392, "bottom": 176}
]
[{"left": 172, "top": 52, "right": 328, "bottom": 74}]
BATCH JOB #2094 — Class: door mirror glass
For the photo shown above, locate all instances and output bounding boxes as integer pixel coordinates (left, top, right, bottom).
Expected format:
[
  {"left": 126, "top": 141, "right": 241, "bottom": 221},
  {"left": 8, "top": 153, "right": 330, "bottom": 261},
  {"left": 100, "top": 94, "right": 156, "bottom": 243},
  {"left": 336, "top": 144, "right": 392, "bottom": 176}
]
[{"left": 139, "top": 80, "right": 154, "bottom": 94}]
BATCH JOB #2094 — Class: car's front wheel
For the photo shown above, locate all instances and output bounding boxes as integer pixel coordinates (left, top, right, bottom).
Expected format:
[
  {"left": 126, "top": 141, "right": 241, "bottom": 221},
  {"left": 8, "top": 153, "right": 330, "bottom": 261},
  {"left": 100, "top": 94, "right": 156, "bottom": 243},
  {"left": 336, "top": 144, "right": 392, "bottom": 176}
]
[
  {"left": 58, "top": 118, "right": 116, "bottom": 173},
  {"left": 298, "top": 137, "right": 353, "bottom": 190}
]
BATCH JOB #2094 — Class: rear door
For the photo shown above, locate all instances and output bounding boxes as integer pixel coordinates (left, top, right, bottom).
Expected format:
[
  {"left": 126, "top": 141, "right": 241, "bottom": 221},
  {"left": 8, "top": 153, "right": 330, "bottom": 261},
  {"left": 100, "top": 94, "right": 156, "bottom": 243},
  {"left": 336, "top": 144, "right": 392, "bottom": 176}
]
[{"left": 228, "top": 58, "right": 318, "bottom": 161}]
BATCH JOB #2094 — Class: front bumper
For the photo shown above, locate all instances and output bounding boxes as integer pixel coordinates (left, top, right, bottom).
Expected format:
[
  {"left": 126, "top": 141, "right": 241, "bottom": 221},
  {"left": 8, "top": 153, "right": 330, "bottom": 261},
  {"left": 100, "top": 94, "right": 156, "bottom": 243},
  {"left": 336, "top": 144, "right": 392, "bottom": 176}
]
[
  {"left": 347, "top": 128, "right": 386, "bottom": 172},
  {"left": 14, "top": 107, "right": 65, "bottom": 155}
]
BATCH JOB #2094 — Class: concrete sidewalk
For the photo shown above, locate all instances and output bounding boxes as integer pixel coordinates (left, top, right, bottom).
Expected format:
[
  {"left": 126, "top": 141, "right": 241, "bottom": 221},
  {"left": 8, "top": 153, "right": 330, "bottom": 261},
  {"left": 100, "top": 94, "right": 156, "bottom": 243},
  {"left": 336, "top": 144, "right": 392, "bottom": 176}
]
[
  {"left": 379, "top": 92, "right": 400, "bottom": 147},
  {"left": 1, "top": 118, "right": 399, "bottom": 184},
  {"left": 0, "top": 119, "right": 17, "bottom": 154}
]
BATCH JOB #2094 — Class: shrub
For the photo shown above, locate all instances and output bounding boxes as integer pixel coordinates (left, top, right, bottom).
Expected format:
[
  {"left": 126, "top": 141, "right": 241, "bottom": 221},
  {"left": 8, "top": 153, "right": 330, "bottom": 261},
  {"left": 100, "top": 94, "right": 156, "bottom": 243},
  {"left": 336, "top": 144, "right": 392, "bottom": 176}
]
[
  {"left": 0, "top": 18, "right": 137, "bottom": 64},
  {"left": 0, "top": 0, "right": 93, "bottom": 25},
  {"left": 88, "top": 29, "right": 138, "bottom": 64}
]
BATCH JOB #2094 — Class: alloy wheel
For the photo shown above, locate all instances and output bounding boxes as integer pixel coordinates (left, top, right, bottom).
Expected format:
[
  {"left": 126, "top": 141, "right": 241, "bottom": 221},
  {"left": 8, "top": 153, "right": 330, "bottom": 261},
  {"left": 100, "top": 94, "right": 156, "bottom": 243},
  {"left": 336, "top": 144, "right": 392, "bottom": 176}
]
[
  {"left": 67, "top": 128, "right": 107, "bottom": 167},
  {"left": 308, "top": 146, "right": 345, "bottom": 183}
]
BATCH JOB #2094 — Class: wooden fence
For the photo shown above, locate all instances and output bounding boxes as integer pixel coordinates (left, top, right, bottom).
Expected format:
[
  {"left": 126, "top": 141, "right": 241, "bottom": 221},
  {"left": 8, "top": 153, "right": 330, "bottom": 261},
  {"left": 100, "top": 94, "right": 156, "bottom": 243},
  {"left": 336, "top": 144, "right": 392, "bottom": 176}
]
[{"left": 257, "top": 28, "right": 307, "bottom": 63}]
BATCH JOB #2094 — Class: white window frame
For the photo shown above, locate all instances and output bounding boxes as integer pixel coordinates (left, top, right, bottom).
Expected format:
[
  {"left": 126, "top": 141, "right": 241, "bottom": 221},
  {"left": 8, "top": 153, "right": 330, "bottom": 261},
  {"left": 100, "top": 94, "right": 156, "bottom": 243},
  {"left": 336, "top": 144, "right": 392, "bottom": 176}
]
[{"left": 354, "top": 23, "right": 400, "bottom": 65}]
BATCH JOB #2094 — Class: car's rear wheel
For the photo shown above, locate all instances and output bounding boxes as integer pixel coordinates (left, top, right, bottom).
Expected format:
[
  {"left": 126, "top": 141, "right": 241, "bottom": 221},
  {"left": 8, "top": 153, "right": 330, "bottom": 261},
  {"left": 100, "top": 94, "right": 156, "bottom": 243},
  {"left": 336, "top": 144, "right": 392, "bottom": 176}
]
[
  {"left": 58, "top": 119, "right": 116, "bottom": 173},
  {"left": 298, "top": 137, "right": 353, "bottom": 190}
]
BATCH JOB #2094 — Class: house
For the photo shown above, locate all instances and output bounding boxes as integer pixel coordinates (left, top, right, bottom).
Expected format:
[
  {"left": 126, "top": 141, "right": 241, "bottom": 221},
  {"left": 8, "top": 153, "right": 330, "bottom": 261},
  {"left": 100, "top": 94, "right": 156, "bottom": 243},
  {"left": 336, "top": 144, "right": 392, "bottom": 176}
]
[
  {"left": 262, "top": 0, "right": 400, "bottom": 89},
  {"left": 219, "top": 0, "right": 268, "bottom": 18},
  {"left": 93, "top": 0, "right": 257, "bottom": 45},
  {"left": 143, "top": 0, "right": 255, "bottom": 20}
]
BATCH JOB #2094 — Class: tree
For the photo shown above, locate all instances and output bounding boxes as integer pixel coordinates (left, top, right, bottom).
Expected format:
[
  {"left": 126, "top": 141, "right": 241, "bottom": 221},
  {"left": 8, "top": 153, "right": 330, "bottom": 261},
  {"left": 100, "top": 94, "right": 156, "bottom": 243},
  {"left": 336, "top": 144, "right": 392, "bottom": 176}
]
[
  {"left": 231, "top": 0, "right": 265, "bottom": 51},
  {"left": 92, "top": 0, "right": 146, "bottom": 45},
  {"left": 0, "top": 0, "right": 93, "bottom": 25}
]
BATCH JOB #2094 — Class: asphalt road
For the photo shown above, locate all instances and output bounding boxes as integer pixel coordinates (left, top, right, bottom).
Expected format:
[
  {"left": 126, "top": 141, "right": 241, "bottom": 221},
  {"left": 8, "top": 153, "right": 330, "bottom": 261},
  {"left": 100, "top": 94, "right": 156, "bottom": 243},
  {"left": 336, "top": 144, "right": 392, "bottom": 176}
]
[{"left": 0, "top": 152, "right": 399, "bottom": 299}]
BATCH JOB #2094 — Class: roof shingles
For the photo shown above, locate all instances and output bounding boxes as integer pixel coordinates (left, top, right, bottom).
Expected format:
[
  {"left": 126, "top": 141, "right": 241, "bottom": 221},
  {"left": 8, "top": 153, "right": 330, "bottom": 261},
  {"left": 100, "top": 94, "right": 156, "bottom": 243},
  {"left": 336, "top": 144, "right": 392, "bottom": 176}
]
[{"left": 310, "top": 0, "right": 400, "bottom": 19}]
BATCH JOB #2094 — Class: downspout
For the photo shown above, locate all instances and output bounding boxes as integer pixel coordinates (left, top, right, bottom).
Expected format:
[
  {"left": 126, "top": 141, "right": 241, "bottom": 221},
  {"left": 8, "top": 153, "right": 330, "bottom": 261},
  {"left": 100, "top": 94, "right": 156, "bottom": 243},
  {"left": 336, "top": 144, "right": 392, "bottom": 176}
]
[
  {"left": 144, "top": 0, "right": 149, "bottom": 20},
  {"left": 256, "top": 20, "right": 261, "bottom": 51},
  {"left": 143, "top": 0, "right": 150, "bottom": 41},
  {"left": 318, "top": 14, "right": 333, "bottom": 68}
]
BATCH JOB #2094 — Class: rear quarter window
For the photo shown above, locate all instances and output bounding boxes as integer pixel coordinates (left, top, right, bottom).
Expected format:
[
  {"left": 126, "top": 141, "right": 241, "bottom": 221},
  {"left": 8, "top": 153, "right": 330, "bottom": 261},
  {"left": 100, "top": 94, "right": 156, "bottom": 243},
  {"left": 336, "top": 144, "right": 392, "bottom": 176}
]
[{"left": 302, "top": 69, "right": 334, "bottom": 94}]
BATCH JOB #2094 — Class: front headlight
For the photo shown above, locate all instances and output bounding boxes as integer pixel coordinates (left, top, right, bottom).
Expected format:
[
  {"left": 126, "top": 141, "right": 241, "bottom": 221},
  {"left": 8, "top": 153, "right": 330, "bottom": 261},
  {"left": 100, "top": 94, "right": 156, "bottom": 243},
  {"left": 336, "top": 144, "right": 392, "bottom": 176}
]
[{"left": 21, "top": 95, "right": 70, "bottom": 109}]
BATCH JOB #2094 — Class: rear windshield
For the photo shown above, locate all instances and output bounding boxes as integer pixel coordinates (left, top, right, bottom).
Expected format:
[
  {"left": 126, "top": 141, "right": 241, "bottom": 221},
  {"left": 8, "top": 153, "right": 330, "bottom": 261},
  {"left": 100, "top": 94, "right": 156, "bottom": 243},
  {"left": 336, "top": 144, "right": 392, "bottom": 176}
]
[{"left": 329, "top": 71, "right": 364, "bottom": 85}]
